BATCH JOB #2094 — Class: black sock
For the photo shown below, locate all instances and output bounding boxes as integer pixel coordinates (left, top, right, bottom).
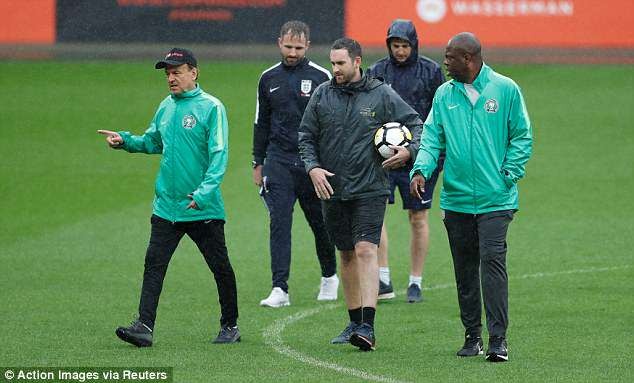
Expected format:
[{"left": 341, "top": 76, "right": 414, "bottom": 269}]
[
  {"left": 348, "top": 307, "right": 362, "bottom": 324},
  {"left": 362, "top": 307, "right": 376, "bottom": 327}
]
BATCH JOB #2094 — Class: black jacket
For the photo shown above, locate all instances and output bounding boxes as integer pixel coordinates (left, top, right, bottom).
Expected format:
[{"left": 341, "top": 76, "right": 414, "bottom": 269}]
[
  {"left": 298, "top": 72, "right": 423, "bottom": 201},
  {"left": 252, "top": 57, "right": 331, "bottom": 166}
]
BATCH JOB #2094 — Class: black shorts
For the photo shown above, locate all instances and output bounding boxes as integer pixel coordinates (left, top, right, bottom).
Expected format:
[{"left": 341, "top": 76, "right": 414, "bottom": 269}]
[
  {"left": 388, "top": 163, "right": 442, "bottom": 210},
  {"left": 322, "top": 196, "right": 387, "bottom": 251}
]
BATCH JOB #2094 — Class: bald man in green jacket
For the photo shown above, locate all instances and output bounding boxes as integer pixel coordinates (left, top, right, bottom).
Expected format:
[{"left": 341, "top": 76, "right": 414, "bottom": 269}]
[{"left": 410, "top": 33, "right": 532, "bottom": 362}]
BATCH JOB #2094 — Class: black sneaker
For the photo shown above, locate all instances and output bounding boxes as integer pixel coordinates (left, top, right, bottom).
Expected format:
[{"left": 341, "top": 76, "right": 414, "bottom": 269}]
[
  {"left": 349, "top": 323, "right": 376, "bottom": 351},
  {"left": 212, "top": 325, "right": 241, "bottom": 344},
  {"left": 115, "top": 319, "right": 153, "bottom": 347},
  {"left": 486, "top": 336, "right": 508, "bottom": 362},
  {"left": 406, "top": 283, "right": 422, "bottom": 303},
  {"left": 331, "top": 322, "right": 359, "bottom": 344},
  {"left": 378, "top": 280, "right": 395, "bottom": 300},
  {"left": 456, "top": 333, "right": 483, "bottom": 357}
]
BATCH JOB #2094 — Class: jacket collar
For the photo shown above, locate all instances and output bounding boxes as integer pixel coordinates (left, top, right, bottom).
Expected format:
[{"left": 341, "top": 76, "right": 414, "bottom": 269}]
[
  {"left": 331, "top": 68, "right": 374, "bottom": 93},
  {"left": 450, "top": 63, "right": 491, "bottom": 93},
  {"left": 171, "top": 83, "right": 202, "bottom": 100},
  {"left": 282, "top": 57, "right": 309, "bottom": 70}
]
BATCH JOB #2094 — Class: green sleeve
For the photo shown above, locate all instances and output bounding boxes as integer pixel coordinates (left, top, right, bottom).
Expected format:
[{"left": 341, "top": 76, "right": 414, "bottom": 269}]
[
  {"left": 502, "top": 85, "right": 533, "bottom": 187},
  {"left": 192, "top": 102, "right": 228, "bottom": 210},
  {"left": 411, "top": 100, "right": 445, "bottom": 181},
  {"left": 118, "top": 109, "right": 163, "bottom": 154}
]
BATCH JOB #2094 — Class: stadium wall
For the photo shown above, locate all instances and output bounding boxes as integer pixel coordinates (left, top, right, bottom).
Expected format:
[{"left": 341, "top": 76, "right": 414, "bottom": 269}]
[{"left": 2, "top": 0, "right": 633, "bottom": 48}]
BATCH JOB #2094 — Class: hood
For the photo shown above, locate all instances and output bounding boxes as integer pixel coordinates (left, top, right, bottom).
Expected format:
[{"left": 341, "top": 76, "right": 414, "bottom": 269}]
[{"left": 386, "top": 19, "right": 419, "bottom": 66}]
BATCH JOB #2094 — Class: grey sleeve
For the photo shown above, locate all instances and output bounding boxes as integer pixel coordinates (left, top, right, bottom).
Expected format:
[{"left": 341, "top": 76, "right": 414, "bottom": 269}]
[{"left": 298, "top": 87, "right": 323, "bottom": 173}]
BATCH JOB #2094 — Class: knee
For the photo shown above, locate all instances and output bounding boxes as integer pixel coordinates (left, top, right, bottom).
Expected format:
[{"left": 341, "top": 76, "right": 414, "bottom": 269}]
[
  {"left": 480, "top": 239, "right": 507, "bottom": 263},
  {"left": 354, "top": 242, "right": 377, "bottom": 262},
  {"left": 409, "top": 210, "right": 429, "bottom": 231}
]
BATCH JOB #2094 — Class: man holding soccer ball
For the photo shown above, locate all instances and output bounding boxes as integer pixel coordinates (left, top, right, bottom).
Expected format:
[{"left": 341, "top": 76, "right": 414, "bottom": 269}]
[
  {"left": 367, "top": 19, "right": 445, "bottom": 303},
  {"left": 299, "top": 38, "right": 423, "bottom": 351},
  {"left": 411, "top": 33, "right": 532, "bottom": 361}
]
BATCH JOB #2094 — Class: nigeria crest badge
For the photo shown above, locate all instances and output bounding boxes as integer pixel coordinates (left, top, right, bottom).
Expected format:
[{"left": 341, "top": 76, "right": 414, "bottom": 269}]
[
  {"left": 300, "top": 80, "right": 312, "bottom": 95},
  {"left": 484, "top": 99, "right": 498, "bottom": 113},
  {"left": 182, "top": 115, "right": 197, "bottom": 129}
]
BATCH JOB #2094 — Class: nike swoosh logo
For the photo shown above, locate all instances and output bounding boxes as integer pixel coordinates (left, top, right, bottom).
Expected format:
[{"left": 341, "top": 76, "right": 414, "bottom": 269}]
[
  {"left": 448, "top": 104, "right": 459, "bottom": 110},
  {"left": 420, "top": 199, "right": 432, "bottom": 204},
  {"left": 269, "top": 86, "right": 280, "bottom": 93}
]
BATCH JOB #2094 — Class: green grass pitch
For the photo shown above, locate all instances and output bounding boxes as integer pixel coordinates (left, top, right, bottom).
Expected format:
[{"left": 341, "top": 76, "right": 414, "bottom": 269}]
[{"left": 0, "top": 60, "right": 632, "bottom": 382}]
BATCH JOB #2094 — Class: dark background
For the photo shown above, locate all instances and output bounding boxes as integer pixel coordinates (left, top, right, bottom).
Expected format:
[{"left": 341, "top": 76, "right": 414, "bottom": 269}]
[{"left": 56, "top": 0, "right": 344, "bottom": 43}]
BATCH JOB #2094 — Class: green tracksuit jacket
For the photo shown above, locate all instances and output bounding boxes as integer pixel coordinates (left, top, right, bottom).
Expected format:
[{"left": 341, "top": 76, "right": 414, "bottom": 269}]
[
  {"left": 118, "top": 85, "right": 229, "bottom": 222},
  {"left": 411, "top": 64, "right": 532, "bottom": 214}
]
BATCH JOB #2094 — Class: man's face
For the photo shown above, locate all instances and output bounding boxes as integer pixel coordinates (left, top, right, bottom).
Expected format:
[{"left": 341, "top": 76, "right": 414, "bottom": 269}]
[
  {"left": 389, "top": 39, "right": 412, "bottom": 63},
  {"left": 443, "top": 46, "right": 469, "bottom": 83},
  {"left": 329, "top": 49, "right": 360, "bottom": 84},
  {"left": 278, "top": 33, "right": 309, "bottom": 66},
  {"left": 165, "top": 64, "right": 197, "bottom": 95}
]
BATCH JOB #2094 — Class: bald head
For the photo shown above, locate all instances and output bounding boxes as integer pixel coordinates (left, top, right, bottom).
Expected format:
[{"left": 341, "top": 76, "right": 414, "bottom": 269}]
[
  {"left": 444, "top": 32, "right": 483, "bottom": 83},
  {"left": 448, "top": 32, "right": 482, "bottom": 60}
]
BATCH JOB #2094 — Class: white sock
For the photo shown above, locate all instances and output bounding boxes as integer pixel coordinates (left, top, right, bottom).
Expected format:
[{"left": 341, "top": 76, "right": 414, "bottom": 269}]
[
  {"left": 409, "top": 275, "right": 422, "bottom": 288},
  {"left": 379, "top": 267, "right": 391, "bottom": 284}
]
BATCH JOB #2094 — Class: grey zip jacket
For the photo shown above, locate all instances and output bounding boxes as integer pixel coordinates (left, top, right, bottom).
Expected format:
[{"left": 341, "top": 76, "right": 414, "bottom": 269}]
[{"left": 298, "top": 72, "right": 423, "bottom": 201}]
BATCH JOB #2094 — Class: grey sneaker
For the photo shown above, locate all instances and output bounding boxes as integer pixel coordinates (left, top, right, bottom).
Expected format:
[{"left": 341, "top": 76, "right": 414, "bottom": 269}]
[
  {"left": 457, "top": 334, "right": 483, "bottom": 357},
  {"left": 212, "top": 325, "right": 241, "bottom": 344},
  {"left": 115, "top": 319, "right": 153, "bottom": 347},
  {"left": 486, "top": 336, "right": 509, "bottom": 362},
  {"left": 378, "top": 280, "right": 395, "bottom": 300},
  {"left": 406, "top": 283, "right": 422, "bottom": 303},
  {"left": 349, "top": 323, "right": 376, "bottom": 351},
  {"left": 331, "top": 322, "right": 359, "bottom": 344}
]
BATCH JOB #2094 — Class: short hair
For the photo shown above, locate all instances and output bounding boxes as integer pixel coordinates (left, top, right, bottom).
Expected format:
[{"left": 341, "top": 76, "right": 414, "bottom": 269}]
[
  {"left": 331, "top": 38, "right": 362, "bottom": 60},
  {"left": 279, "top": 20, "right": 310, "bottom": 41}
]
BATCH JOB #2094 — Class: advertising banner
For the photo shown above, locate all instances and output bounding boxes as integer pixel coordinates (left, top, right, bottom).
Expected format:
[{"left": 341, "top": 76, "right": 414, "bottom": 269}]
[
  {"left": 346, "top": 0, "right": 634, "bottom": 47},
  {"left": 0, "top": 0, "right": 55, "bottom": 43},
  {"left": 56, "top": 0, "right": 344, "bottom": 43}
]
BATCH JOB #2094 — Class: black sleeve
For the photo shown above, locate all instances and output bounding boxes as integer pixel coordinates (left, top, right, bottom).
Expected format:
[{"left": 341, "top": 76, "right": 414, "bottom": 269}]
[
  {"left": 252, "top": 75, "right": 271, "bottom": 166},
  {"left": 298, "top": 86, "right": 323, "bottom": 173}
]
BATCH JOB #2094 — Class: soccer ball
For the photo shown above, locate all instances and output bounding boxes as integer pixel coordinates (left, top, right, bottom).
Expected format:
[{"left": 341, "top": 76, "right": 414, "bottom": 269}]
[{"left": 373, "top": 122, "right": 412, "bottom": 159}]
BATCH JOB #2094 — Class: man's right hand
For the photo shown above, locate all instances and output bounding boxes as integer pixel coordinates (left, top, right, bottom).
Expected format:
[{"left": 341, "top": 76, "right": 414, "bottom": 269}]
[
  {"left": 253, "top": 165, "right": 263, "bottom": 186},
  {"left": 410, "top": 173, "right": 426, "bottom": 200},
  {"left": 308, "top": 167, "right": 335, "bottom": 200},
  {"left": 97, "top": 130, "right": 123, "bottom": 148}
]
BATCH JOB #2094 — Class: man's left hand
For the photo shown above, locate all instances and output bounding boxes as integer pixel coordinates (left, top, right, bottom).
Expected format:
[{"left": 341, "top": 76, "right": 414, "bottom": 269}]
[
  {"left": 187, "top": 193, "right": 200, "bottom": 210},
  {"left": 382, "top": 146, "right": 411, "bottom": 169}
]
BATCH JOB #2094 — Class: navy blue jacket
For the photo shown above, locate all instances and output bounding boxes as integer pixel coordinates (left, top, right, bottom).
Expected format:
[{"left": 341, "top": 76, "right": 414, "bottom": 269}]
[
  {"left": 367, "top": 19, "right": 445, "bottom": 172},
  {"left": 253, "top": 57, "right": 331, "bottom": 166},
  {"left": 367, "top": 20, "right": 444, "bottom": 120}
]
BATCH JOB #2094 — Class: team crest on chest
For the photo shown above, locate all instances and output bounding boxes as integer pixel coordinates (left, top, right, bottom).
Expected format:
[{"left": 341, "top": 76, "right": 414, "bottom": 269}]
[
  {"left": 484, "top": 99, "right": 498, "bottom": 113},
  {"left": 300, "top": 80, "right": 312, "bottom": 95},
  {"left": 182, "top": 115, "right": 197, "bottom": 129}
]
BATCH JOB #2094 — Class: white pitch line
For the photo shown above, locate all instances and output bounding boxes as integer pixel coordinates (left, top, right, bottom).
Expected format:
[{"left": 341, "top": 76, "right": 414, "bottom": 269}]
[
  {"left": 263, "top": 303, "right": 409, "bottom": 383},
  {"left": 262, "top": 265, "right": 630, "bottom": 382}
]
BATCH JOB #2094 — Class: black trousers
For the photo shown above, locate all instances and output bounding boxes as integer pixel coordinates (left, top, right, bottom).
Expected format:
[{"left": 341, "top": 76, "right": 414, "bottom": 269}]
[
  {"left": 443, "top": 209, "right": 514, "bottom": 338},
  {"left": 138, "top": 215, "right": 239, "bottom": 329},
  {"left": 261, "top": 159, "right": 336, "bottom": 292}
]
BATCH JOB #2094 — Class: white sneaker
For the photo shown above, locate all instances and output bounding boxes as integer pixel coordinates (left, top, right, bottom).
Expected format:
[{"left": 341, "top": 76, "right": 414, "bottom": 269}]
[
  {"left": 317, "top": 274, "right": 339, "bottom": 301},
  {"left": 259, "top": 287, "right": 290, "bottom": 307}
]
